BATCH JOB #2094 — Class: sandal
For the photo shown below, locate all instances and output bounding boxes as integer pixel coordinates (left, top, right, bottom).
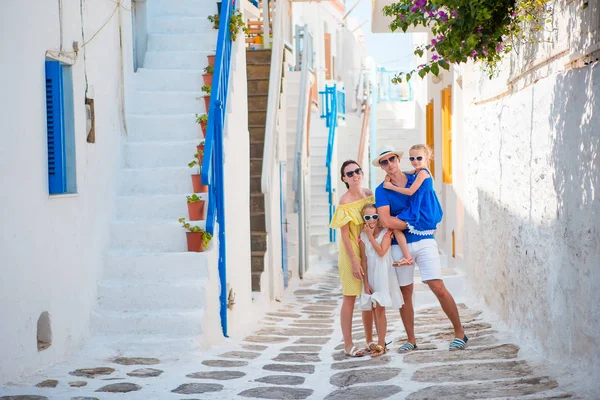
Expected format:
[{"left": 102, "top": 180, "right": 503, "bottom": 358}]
[
  {"left": 345, "top": 345, "right": 366, "bottom": 357},
  {"left": 449, "top": 335, "right": 468, "bottom": 351},
  {"left": 398, "top": 342, "right": 417, "bottom": 353},
  {"left": 366, "top": 342, "right": 378, "bottom": 353},
  {"left": 371, "top": 344, "right": 387, "bottom": 357},
  {"left": 392, "top": 257, "right": 414, "bottom": 267}
]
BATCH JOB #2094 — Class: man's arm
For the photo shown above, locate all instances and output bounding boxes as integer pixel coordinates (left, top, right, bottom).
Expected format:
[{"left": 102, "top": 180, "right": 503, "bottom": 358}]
[{"left": 377, "top": 205, "right": 408, "bottom": 231}]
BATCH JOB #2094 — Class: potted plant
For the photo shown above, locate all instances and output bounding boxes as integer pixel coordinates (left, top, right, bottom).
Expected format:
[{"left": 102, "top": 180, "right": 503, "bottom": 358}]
[
  {"left": 201, "top": 85, "right": 211, "bottom": 111},
  {"left": 229, "top": 9, "right": 249, "bottom": 42},
  {"left": 188, "top": 150, "right": 208, "bottom": 193},
  {"left": 179, "top": 218, "right": 212, "bottom": 252},
  {"left": 203, "top": 64, "right": 214, "bottom": 86},
  {"left": 186, "top": 193, "right": 206, "bottom": 221},
  {"left": 195, "top": 113, "right": 208, "bottom": 137},
  {"left": 207, "top": 54, "right": 216, "bottom": 67},
  {"left": 207, "top": 13, "right": 220, "bottom": 30}
]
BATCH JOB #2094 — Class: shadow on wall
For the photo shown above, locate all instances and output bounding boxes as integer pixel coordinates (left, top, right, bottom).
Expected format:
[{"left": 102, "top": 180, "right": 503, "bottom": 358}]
[{"left": 463, "top": 63, "right": 599, "bottom": 389}]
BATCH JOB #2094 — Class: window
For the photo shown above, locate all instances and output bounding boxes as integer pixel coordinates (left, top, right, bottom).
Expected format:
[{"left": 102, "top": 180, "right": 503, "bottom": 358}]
[{"left": 45, "top": 60, "right": 76, "bottom": 194}]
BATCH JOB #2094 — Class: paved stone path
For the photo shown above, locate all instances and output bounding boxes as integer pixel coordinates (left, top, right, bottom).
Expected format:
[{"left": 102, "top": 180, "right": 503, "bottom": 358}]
[{"left": 0, "top": 263, "right": 574, "bottom": 399}]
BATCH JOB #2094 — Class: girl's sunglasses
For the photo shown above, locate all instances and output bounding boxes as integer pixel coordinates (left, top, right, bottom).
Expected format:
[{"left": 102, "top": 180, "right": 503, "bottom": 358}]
[
  {"left": 344, "top": 168, "right": 362, "bottom": 178},
  {"left": 409, "top": 156, "right": 424, "bottom": 161},
  {"left": 379, "top": 155, "right": 397, "bottom": 166},
  {"left": 363, "top": 214, "right": 379, "bottom": 221}
]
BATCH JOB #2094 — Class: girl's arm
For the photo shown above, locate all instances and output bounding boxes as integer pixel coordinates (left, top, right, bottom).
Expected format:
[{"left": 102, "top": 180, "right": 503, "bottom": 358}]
[
  {"left": 367, "top": 230, "right": 393, "bottom": 257},
  {"left": 384, "top": 169, "right": 430, "bottom": 196},
  {"left": 341, "top": 224, "right": 363, "bottom": 280},
  {"left": 359, "top": 240, "right": 373, "bottom": 294}
]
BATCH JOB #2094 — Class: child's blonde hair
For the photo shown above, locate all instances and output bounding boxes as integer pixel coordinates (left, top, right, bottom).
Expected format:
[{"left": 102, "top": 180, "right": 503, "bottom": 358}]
[
  {"left": 410, "top": 144, "right": 434, "bottom": 165},
  {"left": 361, "top": 203, "right": 377, "bottom": 215}
]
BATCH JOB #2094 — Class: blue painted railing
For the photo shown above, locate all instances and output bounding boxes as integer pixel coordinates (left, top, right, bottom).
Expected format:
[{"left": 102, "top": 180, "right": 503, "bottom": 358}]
[
  {"left": 378, "top": 67, "right": 413, "bottom": 102},
  {"left": 321, "top": 84, "right": 345, "bottom": 242},
  {"left": 201, "top": 0, "right": 235, "bottom": 338}
]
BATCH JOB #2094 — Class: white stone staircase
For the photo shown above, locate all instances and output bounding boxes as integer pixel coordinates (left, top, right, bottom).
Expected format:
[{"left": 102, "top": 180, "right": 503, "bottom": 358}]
[
  {"left": 91, "top": 0, "right": 220, "bottom": 344},
  {"left": 308, "top": 116, "right": 332, "bottom": 250}
]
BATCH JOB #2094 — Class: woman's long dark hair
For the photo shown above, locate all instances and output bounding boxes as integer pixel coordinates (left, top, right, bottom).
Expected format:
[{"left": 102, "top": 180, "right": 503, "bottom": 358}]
[{"left": 340, "top": 160, "right": 361, "bottom": 189}]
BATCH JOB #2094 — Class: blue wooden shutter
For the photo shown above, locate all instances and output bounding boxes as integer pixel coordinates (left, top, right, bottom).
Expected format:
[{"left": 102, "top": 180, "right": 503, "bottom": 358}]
[{"left": 45, "top": 61, "right": 67, "bottom": 194}]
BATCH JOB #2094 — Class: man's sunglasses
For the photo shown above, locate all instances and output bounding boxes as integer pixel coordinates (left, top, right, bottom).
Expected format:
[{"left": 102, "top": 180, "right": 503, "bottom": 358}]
[
  {"left": 363, "top": 214, "right": 379, "bottom": 221},
  {"left": 379, "top": 155, "right": 397, "bottom": 166},
  {"left": 344, "top": 168, "right": 362, "bottom": 178},
  {"left": 409, "top": 156, "right": 424, "bottom": 161}
]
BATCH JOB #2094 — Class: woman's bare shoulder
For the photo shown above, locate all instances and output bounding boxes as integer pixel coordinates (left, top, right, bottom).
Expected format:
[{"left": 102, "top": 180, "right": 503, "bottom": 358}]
[
  {"left": 339, "top": 192, "right": 352, "bottom": 205},
  {"left": 363, "top": 188, "right": 374, "bottom": 197}
]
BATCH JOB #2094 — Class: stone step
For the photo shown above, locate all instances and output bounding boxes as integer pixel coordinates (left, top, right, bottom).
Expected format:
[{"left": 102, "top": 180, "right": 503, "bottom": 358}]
[
  {"left": 118, "top": 167, "right": 196, "bottom": 195},
  {"left": 110, "top": 220, "right": 206, "bottom": 252},
  {"left": 127, "top": 114, "right": 201, "bottom": 141},
  {"left": 249, "top": 125, "right": 265, "bottom": 142},
  {"left": 129, "top": 91, "right": 206, "bottom": 115},
  {"left": 251, "top": 232, "right": 267, "bottom": 252},
  {"left": 147, "top": 33, "right": 217, "bottom": 52},
  {"left": 251, "top": 193, "right": 265, "bottom": 214},
  {"left": 250, "top": 213, "right": 266, "bottom": 232},
  {"left": 377, "top": 118, "right": 415, "bottom": 129},
  {"left": 251, "top": 251, "right": 265, "bottom": 273},
  {"left": 133, "top": 69, "right": 204, "bottom": 91},
  {"left": 91, "top": 309, "right": 205, "bottom": 336},
  {"left": 246, "top": 49, "right": 272, "bottom": 64},
  {"left": 250, "top": 142, "right": 264, "bottom": 159},
  {"left": 249, "top": 110, "right": 267, "bottom": 126},
  {"left": 98, "top": 280, "right": 208, "bottom": 311},
  {"left": 148, "top": 0, "right": 214, "bottom": 17},
  {"left": 247, "top": 78, "right": 270, "bottom": 94},
  {"left": 103, "top": 251, "right": 209, "bottom": 283},
  {"left": 247, "top": 94, "right": 268, "bottom": 110},
  {"left": 247, "top": 64, "right": 271, "bottom": 80},
  {"left": 144, "top": 50, "right": 212, "bottom": 69},
  {"left": 148, "top": 16, "right": 213, "bottom": 34},
  {"left": 115, "top": 194, "right": 207, "bottom": 220},
  {"left": 124, "top": 140, "right": 199, "bottom": 169},
  {"left": 250, "top": 158, "right": 263, "bottom": 171}
]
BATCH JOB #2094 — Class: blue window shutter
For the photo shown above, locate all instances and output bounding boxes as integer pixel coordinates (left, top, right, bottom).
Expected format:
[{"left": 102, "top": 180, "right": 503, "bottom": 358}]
[{"left": 45, "top": 61, "right": 66, "bottom": 194}]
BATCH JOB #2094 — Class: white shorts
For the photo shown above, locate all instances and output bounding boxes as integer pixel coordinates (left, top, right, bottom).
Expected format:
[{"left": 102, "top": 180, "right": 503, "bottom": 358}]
[{"left": 391, "top": 239, "right": 442, "bottom": 287}]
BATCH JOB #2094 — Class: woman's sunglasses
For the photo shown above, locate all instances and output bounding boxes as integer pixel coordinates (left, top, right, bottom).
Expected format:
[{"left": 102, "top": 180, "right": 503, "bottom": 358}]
[
  {"left": 379, "top": 155, "right": 397, "bottom": 166},
  {"left": 409, "top": 156, "right": 424, "bottom": 161},
  {"left": 363, "top": 214, "right": 379, "bottom": 221},
  {"left": 344, "top": 168, "right": 362, "bottom": 178}
]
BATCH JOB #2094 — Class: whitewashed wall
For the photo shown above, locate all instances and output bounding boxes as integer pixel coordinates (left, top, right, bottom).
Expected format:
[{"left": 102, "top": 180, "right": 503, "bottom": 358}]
[
  {"left": 0, "top": 1, "right": 130, "bottom": 383},
  {"left": 459, "top": 1, "right": 600, "bottom": 390}
]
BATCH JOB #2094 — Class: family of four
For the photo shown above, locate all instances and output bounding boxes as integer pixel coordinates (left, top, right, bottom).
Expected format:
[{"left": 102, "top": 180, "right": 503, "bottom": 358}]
[{"left": 329, "top": 144, "right": 467, "bottom": 357}]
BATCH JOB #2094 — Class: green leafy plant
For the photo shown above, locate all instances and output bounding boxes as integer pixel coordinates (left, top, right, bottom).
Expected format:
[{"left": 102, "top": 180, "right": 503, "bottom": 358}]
[
  {"left": 229, "top": 9, "right": 249, "bottom": 41},
  {"left": 178, "top": 217, "right": 213, "bottom": 243},
  {"left": 201, "top": 85, "right": 212, "bottom": 95},
  {"left": 204, "top": 64, "right": 214, "bottom": 74},
  {"left": 188, "top": 152, "right": 202, "bottom": 170},
  {"left": 186, "top": 193, "right": 203, "bottom": 203},
  {"left": 207, "top": 13, "right": 220, "bottom": 30},
  {"left": 383, "top": 0, "right": 553, "bottom": 81},
  {"left": 195, "top": 113, "right": 208, "bottom": 124}
]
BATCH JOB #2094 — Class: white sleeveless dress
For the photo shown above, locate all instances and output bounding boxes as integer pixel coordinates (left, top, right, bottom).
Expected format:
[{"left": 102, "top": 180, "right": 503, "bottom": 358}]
[{"left": 359, "top": 228, "right": 404, "bottom": 310}]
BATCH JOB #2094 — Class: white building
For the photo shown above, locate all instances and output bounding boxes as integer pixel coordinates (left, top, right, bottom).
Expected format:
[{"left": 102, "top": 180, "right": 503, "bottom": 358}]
[
  {"left": 0, "top": 0, "right": 368, "bottom": 384},
  {"left": 371, "top": 0, "right": 600, "bottom": 391}
]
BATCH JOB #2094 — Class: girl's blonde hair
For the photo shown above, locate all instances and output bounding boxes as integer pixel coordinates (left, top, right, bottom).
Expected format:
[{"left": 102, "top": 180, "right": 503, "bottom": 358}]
[
  {"left": 410, "top": 144, "right": 434, "bottom": 164},
  {"left": 361, "top": 203, "right": 377, "bottom": 215}
]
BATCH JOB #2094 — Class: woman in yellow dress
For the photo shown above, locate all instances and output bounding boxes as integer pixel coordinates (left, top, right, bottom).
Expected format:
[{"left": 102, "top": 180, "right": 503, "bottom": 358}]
[{"left": 329, "top": 160, "right": 375, "bottom": 357}]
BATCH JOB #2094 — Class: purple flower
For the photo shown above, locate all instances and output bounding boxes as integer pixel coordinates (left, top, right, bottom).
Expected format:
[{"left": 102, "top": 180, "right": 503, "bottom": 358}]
[
  {"left": 451, "top": 9, "right": 458, "bottom": 17},
  {"left": 437, "top": 10, "right": 448, "bottom": 22},
  {"left": 418, "top": 64, "right": 425, "bottom": 69},
  {"left": 437, "top": 35, "right": 444, "bottom": 41},
  {"left": 427, "top": 10, "right": 436, "bottom": 18},
  {"left": 432, "top": 54, "right": 439, "bottom": 61},
  {"left": 431, "top": 38, "right": 438, "bottom": 46},
  {"left": 482, "top": 49, "right": 488, "bottom": 56},
  {"left": 496, "top": 43, "right": 503, "bottom": 52},
  {"left": 511, "top": 12, "right": 516, "bottom": 17},
  {"left": 410, "top": 6, "right": 418, "bottom": 12},
  {"left": 477, "top": 26, "right": 483, "bottom": 33},
  {"left": 471, "top": 50, "right": 478, "bottom": 56}
]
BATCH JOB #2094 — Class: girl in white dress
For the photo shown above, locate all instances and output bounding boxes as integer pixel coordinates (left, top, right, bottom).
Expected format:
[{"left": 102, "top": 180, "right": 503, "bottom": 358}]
[{"left": 358, "top": 203, "right": 404, "bottom": 357}]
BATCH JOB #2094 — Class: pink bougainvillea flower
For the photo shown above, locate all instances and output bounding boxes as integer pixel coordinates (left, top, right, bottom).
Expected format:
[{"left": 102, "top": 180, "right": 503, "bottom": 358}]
[
  {"left": 451, "top": 9, "right": 458, "bottom": 17},
  {"left": 431, "top": 38, "right": 438, "bottom": 46},
  {"left": 471, "top": 50, "right": 478, "bottom": 56},
  {"left": 482, "top": 49, "right": 488, "bottom": 56},
  {"left": 432, "top": 54, "right": 439, "bottom": 61},
  {"left": 496, "top": 43, "right": 503, "bottom": 52}
]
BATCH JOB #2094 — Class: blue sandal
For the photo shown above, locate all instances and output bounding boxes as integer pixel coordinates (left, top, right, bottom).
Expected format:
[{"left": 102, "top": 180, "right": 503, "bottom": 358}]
[
  {"left": 449, "top": 335, "right": 468, "bottom": 351},
  {"left": 398, "top": 342, "right": 417, "bottom": 352}
]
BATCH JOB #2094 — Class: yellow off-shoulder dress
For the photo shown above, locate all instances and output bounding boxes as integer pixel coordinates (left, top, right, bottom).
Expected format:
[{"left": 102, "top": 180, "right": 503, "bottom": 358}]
[{"left": 329, "top": 195, "right": 375, "bottom": 296}]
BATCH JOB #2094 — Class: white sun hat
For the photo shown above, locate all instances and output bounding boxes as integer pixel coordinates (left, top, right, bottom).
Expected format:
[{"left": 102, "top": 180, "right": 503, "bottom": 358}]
[{"left": 371, "top": 145, "right": 404, "bottom": 167}]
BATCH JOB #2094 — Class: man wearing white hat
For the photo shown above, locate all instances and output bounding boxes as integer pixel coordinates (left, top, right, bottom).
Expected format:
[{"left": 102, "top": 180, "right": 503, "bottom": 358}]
[{"left": 373, "top": 145, "right": 467, "bottom": 351}]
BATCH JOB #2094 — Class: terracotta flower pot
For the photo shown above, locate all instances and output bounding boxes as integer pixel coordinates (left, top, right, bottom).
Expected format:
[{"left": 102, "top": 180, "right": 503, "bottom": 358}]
[
  {"left": 207, "top": 55, "right": 216, "bottom": 67},
  {"left": 202, "top": 73, "right": 213, "bottom": 86},
  {"left": 200, "top": 121, "right": 207, "bottom": 137},
  {"left": 191, "top": 174, "right": 208, "bottom": 193},
  {"left": 187, "top": 200, "right": 206, "bottom": 221},
  {"left": 197, "top": 143, "right": 205, "bottom": 162},
  {"left": 186, "top": 232, "right": 207, "bottom": 252},
  {"left": 203, "top": 96, "right": 211, "bottom": 111}
]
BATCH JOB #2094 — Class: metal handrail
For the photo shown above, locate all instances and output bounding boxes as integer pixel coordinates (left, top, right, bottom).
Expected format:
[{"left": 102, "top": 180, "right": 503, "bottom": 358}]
[
  {"left": 201, "top": 0, "right": 235, "bottom": 338},
  {"left": 260, "top": 0, "right": 287, "bottom": 194},
  {"left": 323, "top": 83, "right": 341, "bottom": 242}
]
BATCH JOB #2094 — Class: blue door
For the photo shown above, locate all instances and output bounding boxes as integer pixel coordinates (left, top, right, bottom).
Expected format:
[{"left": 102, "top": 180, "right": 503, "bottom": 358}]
[{"left": 280, "top": 162, "right": 289, "bottom": 288}]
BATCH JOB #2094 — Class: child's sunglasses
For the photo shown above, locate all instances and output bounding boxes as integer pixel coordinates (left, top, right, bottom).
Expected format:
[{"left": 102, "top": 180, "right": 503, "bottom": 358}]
[
  {"left": 409, "top": 156, "right": 424, "bottom": 161},
  {"left": 363, "top": 214, "right": 379, "bottom": 221},
  {"left": 344, "top": 168, "right": 362, "bottom": 178}
]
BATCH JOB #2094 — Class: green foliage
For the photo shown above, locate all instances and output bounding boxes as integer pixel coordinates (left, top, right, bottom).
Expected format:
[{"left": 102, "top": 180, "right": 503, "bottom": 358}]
[
  {"left": 188, "top": 152, "right": 202, "bottom": 169},
  {"left": 201, "top": 85, "right": 212, "bottom": 95},
  {"left": 195, "top": 113, "right": 208, "bottom": 124},
  {"left": 186, "top": 194, "right": 203, "bottom": 203},
  {"left": 382, "top": 0, "right": 553, "bottom": 82},
  {"left": 178, "top": 218, "right": 213, "bottom": 245},
  {"left": 207, "top": 14, "right": 220, "bottom": 30},
  {"left": 204, "top": 64, "right": 214, "bottom": 74},
  {"left": 207, "top": 10, "right": 249, "bottom": 41}
]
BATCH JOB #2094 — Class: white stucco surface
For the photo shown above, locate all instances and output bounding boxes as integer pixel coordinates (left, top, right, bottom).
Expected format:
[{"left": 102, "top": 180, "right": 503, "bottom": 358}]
[
  {"left": 462, "top": 63, "right": 600, "bottom": 391},
  {"left": 0, "top": 1, "right": 129, "bottom": 383}
]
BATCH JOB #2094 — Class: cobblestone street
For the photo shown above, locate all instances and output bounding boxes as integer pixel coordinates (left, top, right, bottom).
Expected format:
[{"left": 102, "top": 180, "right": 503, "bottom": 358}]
[{"left": 0, "top": 262, "right": 575, "bottom": 400}]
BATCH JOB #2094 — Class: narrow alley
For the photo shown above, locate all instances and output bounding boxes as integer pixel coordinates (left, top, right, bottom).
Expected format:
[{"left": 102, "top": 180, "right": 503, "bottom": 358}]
[{"left": 0, "top": 260, "right": 574, "bottom": 399}]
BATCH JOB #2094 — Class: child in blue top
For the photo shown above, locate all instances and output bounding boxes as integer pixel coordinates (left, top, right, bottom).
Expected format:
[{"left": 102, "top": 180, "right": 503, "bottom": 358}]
[{"left": 383, "top": 144, "right": 443, "bottom": 266}]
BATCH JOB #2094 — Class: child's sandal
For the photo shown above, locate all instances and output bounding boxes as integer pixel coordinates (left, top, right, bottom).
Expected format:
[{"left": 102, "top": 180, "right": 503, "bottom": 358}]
[{"left": 371, "top": 344, "right": 387, "bottom": 357}]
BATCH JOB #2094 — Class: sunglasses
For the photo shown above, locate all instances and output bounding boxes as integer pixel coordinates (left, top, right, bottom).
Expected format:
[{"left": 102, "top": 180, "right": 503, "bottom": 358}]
[
  {"left": 363, "top": 214, "right": 379, "bottom": 221},
  {"left": 409, "top": 156, "right": 424, "bottom": 161},
  {"left": 344, "top": 168, "right": 362, "bottom": 178},
  {"left": 379, "top": 155, "right": 397, "bottom": 166}
]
